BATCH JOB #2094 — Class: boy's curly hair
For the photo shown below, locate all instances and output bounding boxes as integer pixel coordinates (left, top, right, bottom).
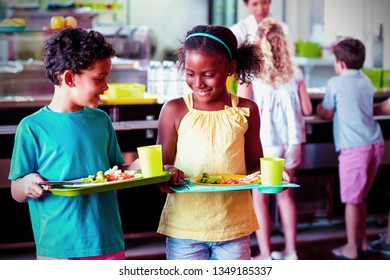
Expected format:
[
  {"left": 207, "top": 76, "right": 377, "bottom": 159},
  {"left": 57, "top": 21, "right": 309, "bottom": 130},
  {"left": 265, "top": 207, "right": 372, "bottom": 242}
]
[{"left": 44, "top": 27, "right": 115, "bottom": 85}]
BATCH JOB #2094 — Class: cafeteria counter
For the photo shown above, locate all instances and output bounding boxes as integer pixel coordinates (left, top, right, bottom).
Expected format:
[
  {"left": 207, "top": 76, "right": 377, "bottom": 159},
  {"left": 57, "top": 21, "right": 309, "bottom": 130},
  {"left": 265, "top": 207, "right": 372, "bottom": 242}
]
[{"left": 0, "top": 120, "right": 159, "bottom": 136}]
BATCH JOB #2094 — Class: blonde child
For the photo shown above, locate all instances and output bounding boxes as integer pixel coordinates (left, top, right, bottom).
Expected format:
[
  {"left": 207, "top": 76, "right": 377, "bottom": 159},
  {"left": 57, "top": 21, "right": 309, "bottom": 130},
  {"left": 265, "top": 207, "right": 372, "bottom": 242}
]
[
  {"left": 156, "top": 24, "right": 270, "bottom": 260},
  {"left": 238, "top": 18, "right": 312, "bottom": 260}
]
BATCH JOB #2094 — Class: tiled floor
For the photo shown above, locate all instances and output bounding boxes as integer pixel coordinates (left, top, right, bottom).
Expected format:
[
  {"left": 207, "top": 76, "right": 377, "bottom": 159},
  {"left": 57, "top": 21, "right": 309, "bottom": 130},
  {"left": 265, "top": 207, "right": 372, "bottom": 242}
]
[
  {"left": 1, "top": 219, "right": 389, "bottom": 260},
  {"left": 123, "top": 219, "right": 390, "bottom": 260}
]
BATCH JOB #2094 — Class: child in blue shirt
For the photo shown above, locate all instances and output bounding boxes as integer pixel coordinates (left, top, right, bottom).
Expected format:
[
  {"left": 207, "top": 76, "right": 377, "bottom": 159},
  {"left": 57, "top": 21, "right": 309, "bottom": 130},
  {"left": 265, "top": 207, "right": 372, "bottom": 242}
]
[
  {"left": 8, "top": 27, "right": 183, "bottom": 259},
  {"left": 317, "top": 38, "right": 384, "bottom": 260}
]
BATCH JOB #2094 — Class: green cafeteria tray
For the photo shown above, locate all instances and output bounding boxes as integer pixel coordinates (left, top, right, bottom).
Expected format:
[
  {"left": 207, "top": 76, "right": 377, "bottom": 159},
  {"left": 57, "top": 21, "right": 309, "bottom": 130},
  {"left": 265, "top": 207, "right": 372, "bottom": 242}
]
[
  {"left": 48, "top": 172, "right": 172, "bottom": 197},
  {"left": 170, "top": 179, "right": 299, "bottom": 194}
]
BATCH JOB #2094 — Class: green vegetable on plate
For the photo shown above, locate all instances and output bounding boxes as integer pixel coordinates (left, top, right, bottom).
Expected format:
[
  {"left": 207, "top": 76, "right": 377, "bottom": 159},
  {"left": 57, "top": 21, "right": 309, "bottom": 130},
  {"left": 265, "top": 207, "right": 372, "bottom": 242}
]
[
  {"left": 81, "top": 171, "right": 108, "bottom": 183},
  {"left": 199, "top": 173, "right": 225, "bottom": 184}
]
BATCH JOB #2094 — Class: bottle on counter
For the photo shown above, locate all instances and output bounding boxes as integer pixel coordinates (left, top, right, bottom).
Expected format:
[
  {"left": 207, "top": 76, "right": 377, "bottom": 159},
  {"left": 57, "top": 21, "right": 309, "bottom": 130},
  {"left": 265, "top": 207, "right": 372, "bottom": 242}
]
[
  {"left": 147, "top": 60, "right": 191, "bottom": 102},
  {"left": 176, "top": 61, "right": 191, "bottom": 96},
  {"left": 163, "top": 60, "right": 176, "bottom": 98},
  {"left": 146, "top": 60, "right": 157, "bottom": 95},
  {"left": 372, "top": 23, "right": 383, "bottom": 68},
  {"left": 154, "top": 61, "right": 165, "bottom": 100}
]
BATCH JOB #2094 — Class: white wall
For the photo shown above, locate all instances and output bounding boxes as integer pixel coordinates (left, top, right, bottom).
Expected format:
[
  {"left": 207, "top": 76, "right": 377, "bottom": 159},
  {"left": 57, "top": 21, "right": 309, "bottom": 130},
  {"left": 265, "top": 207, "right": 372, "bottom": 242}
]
[
  {"left": 129, "top": 0, "right": 208, "bottom": 60},
  {"left": 285, "top": 0, "right": 326, "bottom": 45},
  {"left": 324, "top": 0, "right": 390, "bottom": 68}
]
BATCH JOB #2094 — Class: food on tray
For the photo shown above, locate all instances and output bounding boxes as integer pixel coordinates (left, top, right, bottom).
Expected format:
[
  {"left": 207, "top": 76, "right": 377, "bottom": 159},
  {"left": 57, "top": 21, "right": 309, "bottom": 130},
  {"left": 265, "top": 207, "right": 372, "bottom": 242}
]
[
  {"left": 236, "top": 171, "right": 261, "bottom": 184},
  {"left": 104, "top": 165, "right": 136, "bottom": 181},
  {"left": 199, "top": 171, "right": 261, "bottom": 185},
  {"left": 199, "top": 173, "right": 225, "bottom": 184},
  {"left": 81, "top": 171, "right": 108, "bottom": 183},
  {"left": 81, "top": 166, "right": 136, "bottom": 183}
]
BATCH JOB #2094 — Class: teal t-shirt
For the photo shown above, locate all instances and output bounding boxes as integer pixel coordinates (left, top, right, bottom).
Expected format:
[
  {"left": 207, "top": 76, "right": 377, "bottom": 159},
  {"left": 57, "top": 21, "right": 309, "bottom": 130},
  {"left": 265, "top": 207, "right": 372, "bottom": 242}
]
[{"left": 9, "top": 106, "right": 125, "bottom": 258}]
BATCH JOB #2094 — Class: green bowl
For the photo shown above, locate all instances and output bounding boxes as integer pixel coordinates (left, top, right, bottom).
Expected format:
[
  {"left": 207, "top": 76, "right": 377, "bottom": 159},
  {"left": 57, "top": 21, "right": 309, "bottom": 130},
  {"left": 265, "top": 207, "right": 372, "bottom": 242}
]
[
  {"left": 382, "top": 69, "right": 390, "bottom": 90},
  {"left": 362, "top": 68, "right": 383, "bottom": 92},
  {"left": 296, "top": 41, "right": 322, "bottom": 58}
]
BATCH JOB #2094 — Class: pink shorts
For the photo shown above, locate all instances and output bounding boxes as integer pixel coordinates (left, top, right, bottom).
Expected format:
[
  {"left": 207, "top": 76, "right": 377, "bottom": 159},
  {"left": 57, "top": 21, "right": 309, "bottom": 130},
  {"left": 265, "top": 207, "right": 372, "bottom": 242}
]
[
  {"left": 37, "top": 250, "right": 125, "bottom": 260},
  {"left": 339, "top": 142, "right": 384, "bottom": 204}
]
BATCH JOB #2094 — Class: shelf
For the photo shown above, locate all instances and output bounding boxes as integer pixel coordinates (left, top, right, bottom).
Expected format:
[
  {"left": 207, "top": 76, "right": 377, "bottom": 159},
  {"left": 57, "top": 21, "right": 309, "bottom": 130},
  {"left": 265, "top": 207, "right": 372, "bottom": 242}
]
[
  {"left": 0, "top": 120, "right": 159, "bottom": 135},
  {"left": 294, "top": 55, "right": 335, "bottom": 67},
  {"left": 0, "top": 29, "right": 47, "bottom": 34}
]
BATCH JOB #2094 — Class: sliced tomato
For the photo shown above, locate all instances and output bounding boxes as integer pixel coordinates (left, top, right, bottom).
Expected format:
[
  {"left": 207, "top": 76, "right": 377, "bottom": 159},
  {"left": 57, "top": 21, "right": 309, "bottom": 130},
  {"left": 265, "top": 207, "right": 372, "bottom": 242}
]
[
  {"left": 106, "top": 172, "right": 135, "bottom": 181},
  {"left": 220, "top": 178, "right": 240, "bottom": 184}
]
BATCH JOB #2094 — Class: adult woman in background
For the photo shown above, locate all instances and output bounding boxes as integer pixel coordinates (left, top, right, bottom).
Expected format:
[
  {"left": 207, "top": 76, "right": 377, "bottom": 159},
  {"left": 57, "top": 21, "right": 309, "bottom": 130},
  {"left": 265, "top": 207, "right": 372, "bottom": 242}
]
[{"left": 230, "top": 0, "right": 289, "bottom": 45}]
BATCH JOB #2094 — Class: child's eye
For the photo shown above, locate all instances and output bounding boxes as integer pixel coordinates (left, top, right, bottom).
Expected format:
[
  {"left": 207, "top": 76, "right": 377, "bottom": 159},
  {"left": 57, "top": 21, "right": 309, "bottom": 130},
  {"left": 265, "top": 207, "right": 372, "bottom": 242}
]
[{"left": 186, "top": 72, "right": 194, "bottom": 77}]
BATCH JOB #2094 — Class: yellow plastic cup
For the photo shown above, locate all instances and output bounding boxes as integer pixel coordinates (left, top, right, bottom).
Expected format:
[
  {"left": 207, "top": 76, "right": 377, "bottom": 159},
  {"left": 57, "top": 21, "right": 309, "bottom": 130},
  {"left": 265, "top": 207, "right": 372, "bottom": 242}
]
[
  {"left": 137, "top": 144, "right": 164, "bottom": 177},
  {"left": 260, "top": 157, "right": 285, "bottom": 186}
]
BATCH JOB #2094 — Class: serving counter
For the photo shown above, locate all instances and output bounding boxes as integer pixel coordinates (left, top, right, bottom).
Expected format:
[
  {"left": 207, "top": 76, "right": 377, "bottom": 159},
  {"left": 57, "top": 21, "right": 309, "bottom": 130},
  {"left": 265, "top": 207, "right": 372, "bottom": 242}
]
[{"left": 1, "top": 93, "right": 390, "bottom": 248}]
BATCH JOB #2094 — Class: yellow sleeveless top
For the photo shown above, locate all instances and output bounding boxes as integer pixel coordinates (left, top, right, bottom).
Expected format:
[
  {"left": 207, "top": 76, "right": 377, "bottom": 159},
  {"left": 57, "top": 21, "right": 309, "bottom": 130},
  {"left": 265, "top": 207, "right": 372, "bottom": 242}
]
[{"left": 157, "top": 93, "right": 259, "bottom": 241}]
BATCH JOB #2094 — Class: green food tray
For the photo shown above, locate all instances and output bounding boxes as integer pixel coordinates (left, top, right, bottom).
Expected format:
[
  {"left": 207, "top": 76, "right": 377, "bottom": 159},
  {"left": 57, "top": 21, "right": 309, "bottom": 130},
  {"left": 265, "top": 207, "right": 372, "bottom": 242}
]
[
  {"left": 170, "top": 179, "right": 299, "bottom": 193},
  {"left": 48, "top": 172, "right": 172, "bottom": 197}
]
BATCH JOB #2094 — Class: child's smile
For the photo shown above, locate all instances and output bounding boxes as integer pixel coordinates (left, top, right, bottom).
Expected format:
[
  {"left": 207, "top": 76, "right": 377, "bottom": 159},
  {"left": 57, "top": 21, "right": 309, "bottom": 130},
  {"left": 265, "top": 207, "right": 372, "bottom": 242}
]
[{"left": 185, "top": 51, "right": 230, "bottom": 100}]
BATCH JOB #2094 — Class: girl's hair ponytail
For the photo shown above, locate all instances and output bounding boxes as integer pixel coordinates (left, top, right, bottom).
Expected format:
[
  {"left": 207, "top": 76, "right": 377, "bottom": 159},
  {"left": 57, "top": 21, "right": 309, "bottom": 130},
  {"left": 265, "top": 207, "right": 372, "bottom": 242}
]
[{"left": 235, "top": 41, "right": 264, "bottom": 85}]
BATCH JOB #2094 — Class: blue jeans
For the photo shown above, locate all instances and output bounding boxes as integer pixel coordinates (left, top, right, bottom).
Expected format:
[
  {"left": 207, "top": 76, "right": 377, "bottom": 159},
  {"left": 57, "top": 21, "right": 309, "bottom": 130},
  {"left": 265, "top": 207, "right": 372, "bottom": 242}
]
[{"left": 166, "top": 235, "right": 251, "bottom": 260}]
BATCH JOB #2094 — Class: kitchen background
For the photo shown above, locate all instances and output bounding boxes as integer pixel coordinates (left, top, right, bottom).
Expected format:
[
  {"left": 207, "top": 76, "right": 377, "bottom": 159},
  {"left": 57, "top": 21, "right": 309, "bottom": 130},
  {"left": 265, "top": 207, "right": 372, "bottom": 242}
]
[
  {"left": 1, "top": 0, "right": 390, "bottom": 253},
  {"left": 2, "top": 0, "right": 389, "bottom": 86}
]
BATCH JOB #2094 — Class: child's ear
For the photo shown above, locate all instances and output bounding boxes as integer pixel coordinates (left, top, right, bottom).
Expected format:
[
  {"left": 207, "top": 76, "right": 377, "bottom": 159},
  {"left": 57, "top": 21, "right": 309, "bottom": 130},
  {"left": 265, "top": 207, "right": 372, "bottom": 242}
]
[
  {"left": 339, "top": 60, "right": 347, "bottom": 70},
  {"left": 63, "top": 70, "right": 75, "bottom": 87},
  {"left": 228, "top": 60, "right": 237, "bottom": 76}
]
